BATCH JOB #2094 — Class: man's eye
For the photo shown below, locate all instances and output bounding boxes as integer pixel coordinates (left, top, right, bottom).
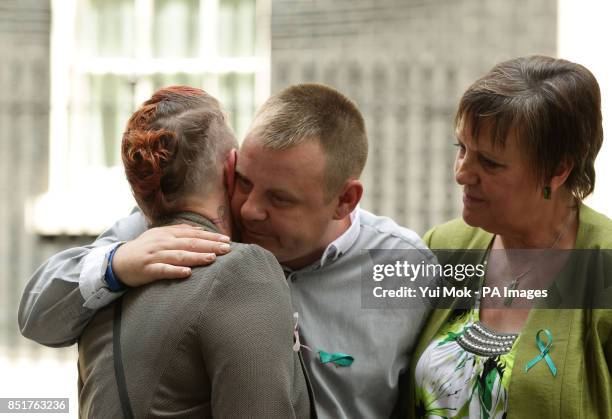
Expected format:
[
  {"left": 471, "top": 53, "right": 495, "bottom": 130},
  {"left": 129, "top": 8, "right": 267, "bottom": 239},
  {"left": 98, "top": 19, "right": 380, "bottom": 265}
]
[
  {"left": 271, "top": 195, "right": 292, "bottom": 205},
  {"left": 236, "top": 177, "right": 252, "bottom": 190}
]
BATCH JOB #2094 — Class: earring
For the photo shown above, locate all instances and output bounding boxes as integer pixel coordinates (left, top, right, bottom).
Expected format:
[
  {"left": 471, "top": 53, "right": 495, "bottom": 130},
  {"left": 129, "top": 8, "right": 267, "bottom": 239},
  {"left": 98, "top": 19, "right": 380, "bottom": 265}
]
[{"left": 543, "top": 186, "right": 552, "bottom": 200}]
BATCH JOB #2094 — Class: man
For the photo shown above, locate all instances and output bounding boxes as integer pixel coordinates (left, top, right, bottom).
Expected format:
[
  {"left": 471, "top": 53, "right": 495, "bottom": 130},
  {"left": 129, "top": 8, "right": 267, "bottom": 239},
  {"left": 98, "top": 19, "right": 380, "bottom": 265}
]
[
  {"left": 20, "top": 83, "right": 434, "bottom": 418},
  {"left": 77, "top": 86, "right": 311, "bottom": 418}
]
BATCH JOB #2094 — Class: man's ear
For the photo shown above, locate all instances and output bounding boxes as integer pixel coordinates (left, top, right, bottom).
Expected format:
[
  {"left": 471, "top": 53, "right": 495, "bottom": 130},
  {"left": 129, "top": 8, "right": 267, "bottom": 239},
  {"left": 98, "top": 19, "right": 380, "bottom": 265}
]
[
  {"left": 333, "top": 180, "right": 363, "bottom": 220},
  {"left": 224, "top": 148, "right": 238, "bottom": 198},
  {"left": 550, "top": 159, "right": 574, "bottom": 192}
]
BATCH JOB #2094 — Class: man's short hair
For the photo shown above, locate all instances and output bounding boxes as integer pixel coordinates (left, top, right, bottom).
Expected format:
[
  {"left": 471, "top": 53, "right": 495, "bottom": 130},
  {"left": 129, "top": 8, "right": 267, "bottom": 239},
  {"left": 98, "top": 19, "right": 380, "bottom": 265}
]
[{"left": 250, "top": 83, "right": 368, "bottom": 199}]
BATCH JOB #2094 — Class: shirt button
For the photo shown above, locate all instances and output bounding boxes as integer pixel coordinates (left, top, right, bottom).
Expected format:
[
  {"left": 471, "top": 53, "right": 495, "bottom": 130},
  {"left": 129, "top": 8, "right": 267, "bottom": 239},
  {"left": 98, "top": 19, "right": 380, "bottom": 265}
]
[{"left": 288, "top": 273, "right": 296, "bottom": 281}]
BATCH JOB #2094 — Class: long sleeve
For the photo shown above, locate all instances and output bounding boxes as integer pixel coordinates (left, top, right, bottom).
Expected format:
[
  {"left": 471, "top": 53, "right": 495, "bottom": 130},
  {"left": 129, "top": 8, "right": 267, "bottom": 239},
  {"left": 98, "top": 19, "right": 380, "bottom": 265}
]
[
  {"left": 18, "top": 208, "right": 147, "bottom": 347},
  {"left": 199, "top": 244, "right": 310, "bottom": 418}
]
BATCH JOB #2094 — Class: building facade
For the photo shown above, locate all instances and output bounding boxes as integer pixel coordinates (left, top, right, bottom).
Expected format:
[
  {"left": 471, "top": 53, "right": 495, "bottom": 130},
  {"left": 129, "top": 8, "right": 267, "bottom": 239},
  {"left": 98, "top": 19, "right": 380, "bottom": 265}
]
[{"left": 1, "top": 0, "right": 557, "bottom": 353}]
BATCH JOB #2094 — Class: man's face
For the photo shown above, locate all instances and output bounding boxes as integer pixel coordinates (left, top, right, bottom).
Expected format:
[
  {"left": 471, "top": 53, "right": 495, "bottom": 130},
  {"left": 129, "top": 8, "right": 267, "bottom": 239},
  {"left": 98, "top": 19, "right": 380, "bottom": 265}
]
[{"left": 231, "top": 135, "right": 340, "bottom": 269}]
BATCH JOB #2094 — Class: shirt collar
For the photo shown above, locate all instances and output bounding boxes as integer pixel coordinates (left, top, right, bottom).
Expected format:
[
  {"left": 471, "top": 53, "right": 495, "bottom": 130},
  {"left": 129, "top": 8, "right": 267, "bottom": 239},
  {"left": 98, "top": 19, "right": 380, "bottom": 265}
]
[
  {"left": 155, "top": 211, "right": 221, "bottom": 234},
  {"left": 319, "top": 206, "right": 361, "bottom": 267}
]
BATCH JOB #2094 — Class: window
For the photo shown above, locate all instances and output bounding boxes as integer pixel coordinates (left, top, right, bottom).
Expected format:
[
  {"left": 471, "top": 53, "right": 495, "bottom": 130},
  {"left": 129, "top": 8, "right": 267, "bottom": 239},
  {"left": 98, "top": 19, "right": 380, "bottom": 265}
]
[{"left": 30, "top": 0, "right": 270, "bottom": 234}]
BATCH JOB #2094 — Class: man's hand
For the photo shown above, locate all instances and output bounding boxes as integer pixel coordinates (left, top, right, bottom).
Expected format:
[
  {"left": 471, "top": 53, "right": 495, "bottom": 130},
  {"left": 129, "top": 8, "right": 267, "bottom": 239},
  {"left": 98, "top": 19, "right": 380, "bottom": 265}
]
[{"left": 112, "top": 224, "right": 231, "bottom": 287}]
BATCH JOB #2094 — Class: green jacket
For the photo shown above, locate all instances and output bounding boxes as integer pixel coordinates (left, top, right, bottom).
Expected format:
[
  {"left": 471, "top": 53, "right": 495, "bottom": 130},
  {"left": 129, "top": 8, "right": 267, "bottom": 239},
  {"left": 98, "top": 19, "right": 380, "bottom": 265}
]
[{"left": 407, "top": 204, "right": 612, "bottom": 418}]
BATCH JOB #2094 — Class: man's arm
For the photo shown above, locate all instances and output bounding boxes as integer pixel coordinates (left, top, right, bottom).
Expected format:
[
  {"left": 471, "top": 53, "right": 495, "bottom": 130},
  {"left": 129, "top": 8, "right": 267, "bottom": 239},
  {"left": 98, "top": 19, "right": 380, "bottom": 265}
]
[
  {"left": 18, "top": 208, "right": 231, "bottom": 347},
  {"left": 201, "top": 245, "right": 310, "bottom": 418}
]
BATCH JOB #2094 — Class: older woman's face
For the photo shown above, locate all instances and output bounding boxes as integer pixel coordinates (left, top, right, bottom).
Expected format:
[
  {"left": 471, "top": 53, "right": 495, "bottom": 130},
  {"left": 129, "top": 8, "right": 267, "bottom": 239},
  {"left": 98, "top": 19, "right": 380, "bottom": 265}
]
[{"left": 454, "top": 126, "right": 543, "bottom": 235}]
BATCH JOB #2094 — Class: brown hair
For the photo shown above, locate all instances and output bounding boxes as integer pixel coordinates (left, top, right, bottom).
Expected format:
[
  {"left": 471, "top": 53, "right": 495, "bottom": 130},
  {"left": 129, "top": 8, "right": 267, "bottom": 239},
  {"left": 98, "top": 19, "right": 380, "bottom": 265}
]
[
  {"left": 122, "top": 86, "right": 237, "bottom": 221},
  {"left": 456, "top": 55, "right": 603, "bottom": 200},
  {"left": 250, "top": 83, "right": 368, "bottom": 199}
]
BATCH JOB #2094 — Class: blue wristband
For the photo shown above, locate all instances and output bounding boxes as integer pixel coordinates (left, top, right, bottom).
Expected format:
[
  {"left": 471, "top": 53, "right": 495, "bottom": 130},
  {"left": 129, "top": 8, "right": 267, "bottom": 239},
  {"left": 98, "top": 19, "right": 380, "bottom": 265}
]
[{"left": 105, "top": 243, "right": 128, "bottom": 292}]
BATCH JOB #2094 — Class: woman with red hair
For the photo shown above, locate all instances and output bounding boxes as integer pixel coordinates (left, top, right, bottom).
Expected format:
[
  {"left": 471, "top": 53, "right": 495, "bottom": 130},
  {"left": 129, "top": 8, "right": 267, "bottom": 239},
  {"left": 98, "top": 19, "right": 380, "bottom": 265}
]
[{"left": 77, "top": 86, "right": 311, "bottom": 418}]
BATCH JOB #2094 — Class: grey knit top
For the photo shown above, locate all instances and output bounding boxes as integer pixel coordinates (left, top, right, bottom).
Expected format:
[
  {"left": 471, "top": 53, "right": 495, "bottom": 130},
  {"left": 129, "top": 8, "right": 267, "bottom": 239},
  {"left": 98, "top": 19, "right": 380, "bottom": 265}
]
[{"left": 78, "top": 212, "right": 311, "bottom": 418}]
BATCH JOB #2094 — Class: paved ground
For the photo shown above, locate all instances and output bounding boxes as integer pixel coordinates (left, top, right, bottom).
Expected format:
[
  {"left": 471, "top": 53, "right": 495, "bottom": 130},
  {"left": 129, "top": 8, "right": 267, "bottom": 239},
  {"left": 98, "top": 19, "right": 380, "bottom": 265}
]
[{"left": 0, "top": 349, "right": 77, "bottom": 419}]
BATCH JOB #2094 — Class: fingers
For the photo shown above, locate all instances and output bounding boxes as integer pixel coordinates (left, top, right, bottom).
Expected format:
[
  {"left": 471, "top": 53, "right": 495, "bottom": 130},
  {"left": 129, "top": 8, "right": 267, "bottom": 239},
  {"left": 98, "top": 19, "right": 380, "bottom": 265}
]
[
  {"left": 146, "top": 263, "right": 193, "bottom": 280},
  {"left": 143, "top": 250, "right": 218, "bottom": 282},
  {"left": 116, "top": 224, "right": 229, "bottom": 287},
  {"left": 153, "top": 250, "right": 218, "bottom": 267},
  {"left": 156, "top": 238, "right": 231, "bottom": 254}
]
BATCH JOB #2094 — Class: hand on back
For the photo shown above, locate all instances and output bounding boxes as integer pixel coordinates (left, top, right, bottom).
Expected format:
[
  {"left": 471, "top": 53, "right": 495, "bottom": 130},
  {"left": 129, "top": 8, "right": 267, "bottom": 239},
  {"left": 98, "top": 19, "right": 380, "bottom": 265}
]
[{"left": 112, "top": 224, "right": 231, "bottom": 287}]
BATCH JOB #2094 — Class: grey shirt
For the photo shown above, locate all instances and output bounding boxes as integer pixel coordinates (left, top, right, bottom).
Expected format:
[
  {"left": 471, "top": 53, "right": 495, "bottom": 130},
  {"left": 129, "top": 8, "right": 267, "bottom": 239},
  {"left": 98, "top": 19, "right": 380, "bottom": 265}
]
[
  {"left": 19, "top": 207, "right": 433, "bottom": 418},
  {"left": 78, "top": 212, "right": 310, "bottom": 418},
  {"left": 285, "top": 208, "right": 433, "bottom": 418}
]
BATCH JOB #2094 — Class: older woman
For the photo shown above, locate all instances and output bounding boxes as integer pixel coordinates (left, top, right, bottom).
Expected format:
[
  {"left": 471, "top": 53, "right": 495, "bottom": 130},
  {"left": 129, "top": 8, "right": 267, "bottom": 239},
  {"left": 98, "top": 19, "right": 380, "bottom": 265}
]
[
  {"left": 409, "top": 56, "right": 612, "bottom": 418},
  {"left": 78, "top": 86, "right": 311, "bottom": 418}
]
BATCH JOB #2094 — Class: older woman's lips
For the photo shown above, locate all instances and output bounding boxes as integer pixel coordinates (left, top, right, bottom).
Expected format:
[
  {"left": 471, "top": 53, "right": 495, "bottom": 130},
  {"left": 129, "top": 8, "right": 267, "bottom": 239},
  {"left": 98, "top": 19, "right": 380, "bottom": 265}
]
[{"left": 463, "top": 193, "right": 486, "bottom": 205}]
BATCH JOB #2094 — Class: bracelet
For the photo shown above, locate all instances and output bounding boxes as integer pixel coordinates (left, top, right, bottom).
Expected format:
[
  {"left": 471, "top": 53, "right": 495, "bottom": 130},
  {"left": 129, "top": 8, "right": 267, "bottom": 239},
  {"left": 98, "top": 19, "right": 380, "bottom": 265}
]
[{"left": 105, "top": 242, "right": 128, "bottom": 292}]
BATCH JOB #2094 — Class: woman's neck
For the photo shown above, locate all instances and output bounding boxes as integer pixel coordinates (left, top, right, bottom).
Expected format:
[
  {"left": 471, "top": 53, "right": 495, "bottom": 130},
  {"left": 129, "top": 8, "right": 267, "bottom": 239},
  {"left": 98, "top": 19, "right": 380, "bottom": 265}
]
[
  {"left": 180, "top": 193, "right": 233, "bottom": 237},
  {"left": 495, "top": 198, "right": 579, "bottom": 250}
]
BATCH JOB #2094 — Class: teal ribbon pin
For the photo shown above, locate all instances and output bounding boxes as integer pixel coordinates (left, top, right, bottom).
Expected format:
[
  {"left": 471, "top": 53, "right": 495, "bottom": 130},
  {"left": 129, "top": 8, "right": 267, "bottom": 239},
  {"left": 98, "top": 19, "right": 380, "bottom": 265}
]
[
  {"left": 524, "top": 329, "right": 557, "bottom": 377},
  {"left": 318, "top": 350, "right": 354, "bottom": 367}
]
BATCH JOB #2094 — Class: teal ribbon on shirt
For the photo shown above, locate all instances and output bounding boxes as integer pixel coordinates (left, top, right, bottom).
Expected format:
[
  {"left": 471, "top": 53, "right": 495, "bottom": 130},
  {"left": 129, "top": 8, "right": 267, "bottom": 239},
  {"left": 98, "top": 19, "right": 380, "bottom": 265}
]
[
  {"left": 318, "top": 350, "right": 354, "bottom": 367},
  {"left": 524, "top": 329, "right": 557, "bottom": 377}
]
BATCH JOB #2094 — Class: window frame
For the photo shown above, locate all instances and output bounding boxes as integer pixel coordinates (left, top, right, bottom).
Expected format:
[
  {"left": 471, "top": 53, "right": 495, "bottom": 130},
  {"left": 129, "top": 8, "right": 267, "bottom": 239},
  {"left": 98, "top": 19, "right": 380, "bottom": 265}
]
[{"left": 29, "top": 0, "right": 270, "bottom": 235}]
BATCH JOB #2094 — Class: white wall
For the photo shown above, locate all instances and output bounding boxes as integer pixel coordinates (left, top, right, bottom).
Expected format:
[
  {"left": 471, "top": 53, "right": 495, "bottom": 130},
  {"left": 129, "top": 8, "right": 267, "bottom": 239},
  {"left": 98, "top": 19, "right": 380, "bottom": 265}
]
[
  {"left": 558, "top": 0, "right": 612, "bottom": 217},
  {"left": 0, "top": 352, "right": 77, "bottom": 419}
]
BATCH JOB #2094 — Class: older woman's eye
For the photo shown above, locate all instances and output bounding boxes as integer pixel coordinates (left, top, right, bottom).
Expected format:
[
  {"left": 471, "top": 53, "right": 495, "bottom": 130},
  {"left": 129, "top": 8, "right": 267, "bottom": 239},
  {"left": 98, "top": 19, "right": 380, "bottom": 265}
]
[
  {"left": 480, "top": 156, "right": 502, "bottom": 169},
  {"left": 453, "top": 142, "right": 466, "bottom": 155}
]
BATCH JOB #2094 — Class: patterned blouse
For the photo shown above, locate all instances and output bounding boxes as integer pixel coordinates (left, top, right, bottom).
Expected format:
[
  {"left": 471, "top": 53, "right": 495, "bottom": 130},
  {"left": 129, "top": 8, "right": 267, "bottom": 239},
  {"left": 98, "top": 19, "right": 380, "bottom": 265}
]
[{"left": 414, "top": 310, "right": 521, "bottom": 419}]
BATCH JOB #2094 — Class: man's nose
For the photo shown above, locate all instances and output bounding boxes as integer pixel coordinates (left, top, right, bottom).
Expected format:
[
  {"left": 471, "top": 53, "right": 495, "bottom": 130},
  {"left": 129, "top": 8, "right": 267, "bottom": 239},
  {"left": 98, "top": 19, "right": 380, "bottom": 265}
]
[{"left": 240, "top": 192, "right": 267, "bottom": 221}]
